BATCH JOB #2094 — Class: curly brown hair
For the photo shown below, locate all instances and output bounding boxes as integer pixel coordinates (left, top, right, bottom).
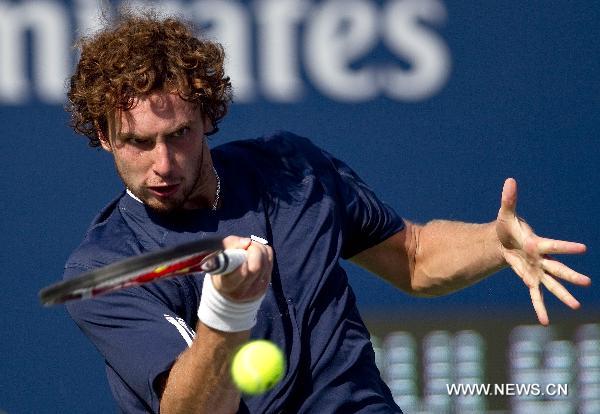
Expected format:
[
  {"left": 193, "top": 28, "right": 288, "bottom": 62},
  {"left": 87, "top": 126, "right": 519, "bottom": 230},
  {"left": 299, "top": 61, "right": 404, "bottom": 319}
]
[{"left": 67, "top": 12, "right": 232, "bottom": 147}]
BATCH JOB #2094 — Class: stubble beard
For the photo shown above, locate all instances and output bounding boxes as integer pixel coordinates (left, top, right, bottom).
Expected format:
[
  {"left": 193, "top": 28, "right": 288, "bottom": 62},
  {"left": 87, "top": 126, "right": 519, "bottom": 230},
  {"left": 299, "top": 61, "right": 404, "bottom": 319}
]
[{"left": 115, "top": 156, "right": 205, "bottom": 215}]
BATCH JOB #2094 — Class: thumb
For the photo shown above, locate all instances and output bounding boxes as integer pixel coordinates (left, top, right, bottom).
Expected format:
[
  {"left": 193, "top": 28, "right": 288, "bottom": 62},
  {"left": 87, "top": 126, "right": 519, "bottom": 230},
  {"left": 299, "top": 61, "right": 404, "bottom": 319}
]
[{"left": 498, "top": 177, "right": 518, "bottom": 220}]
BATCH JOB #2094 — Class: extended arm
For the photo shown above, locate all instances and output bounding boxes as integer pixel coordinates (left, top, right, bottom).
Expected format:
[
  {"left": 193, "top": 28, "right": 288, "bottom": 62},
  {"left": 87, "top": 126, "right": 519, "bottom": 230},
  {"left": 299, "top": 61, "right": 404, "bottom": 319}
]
[
  {"left": 352, "top": 219, "right": 505, "bottom": 297},
  {"left": 352, "top": 178, "right": 590, "bottom": 324}
]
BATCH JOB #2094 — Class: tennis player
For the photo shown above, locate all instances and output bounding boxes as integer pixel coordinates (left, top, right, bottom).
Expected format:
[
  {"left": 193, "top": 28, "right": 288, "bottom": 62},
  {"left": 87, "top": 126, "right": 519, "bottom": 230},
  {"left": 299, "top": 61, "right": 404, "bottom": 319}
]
[{"left": 63, "top": 12, "right": 590, "bottom": 414}]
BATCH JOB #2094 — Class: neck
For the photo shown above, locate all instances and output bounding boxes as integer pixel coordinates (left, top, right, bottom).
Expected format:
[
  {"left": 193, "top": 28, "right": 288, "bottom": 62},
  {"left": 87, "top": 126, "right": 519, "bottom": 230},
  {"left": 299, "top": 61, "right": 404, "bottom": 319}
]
[{"left": 183, "top": 158, "right": 219, "bottom": 211}]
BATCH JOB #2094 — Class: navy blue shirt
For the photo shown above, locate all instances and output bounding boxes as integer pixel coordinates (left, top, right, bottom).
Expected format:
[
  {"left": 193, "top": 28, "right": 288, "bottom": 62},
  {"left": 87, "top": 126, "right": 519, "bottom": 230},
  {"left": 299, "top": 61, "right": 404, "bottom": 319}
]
[{"left": 65, "top": 132, "right": 405, "bottom": 413}]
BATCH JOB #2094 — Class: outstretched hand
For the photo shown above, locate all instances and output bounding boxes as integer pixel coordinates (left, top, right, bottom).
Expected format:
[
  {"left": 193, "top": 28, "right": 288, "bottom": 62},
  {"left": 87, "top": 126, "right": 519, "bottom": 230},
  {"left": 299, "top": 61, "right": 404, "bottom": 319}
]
[{"left": 496, "top": 178, "right": 590, "bottom": 325}]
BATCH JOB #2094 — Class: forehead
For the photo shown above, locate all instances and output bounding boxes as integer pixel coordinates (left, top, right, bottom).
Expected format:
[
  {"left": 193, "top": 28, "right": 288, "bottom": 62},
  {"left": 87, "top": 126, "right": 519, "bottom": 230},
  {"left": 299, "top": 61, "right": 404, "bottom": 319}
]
[{"left": 118, "top": 92, "right": 199, "bottom": 134}]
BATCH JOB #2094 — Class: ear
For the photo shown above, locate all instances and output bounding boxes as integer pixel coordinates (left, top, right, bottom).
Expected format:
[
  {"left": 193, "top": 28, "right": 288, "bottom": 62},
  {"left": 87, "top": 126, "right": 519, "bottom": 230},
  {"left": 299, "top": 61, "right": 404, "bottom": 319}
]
[
  {"left": 202, "top": 115, "right": 215, "bottom": 136},
  {"left": 95, "top": 120, "right": 113, "bottom": 152}
]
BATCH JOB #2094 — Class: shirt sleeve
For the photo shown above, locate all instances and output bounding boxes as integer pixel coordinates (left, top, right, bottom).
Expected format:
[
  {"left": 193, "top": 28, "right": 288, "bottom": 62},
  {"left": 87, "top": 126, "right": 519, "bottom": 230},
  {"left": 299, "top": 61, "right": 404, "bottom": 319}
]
[
  {"left": 65, "top": 265, "right": 196, "bottom": 413},
  {"left": 257, "top": 132, "right": 405, "bottom": 259},
  {"left": 324, "top": 152, "right": 405, "bottom": 259}
]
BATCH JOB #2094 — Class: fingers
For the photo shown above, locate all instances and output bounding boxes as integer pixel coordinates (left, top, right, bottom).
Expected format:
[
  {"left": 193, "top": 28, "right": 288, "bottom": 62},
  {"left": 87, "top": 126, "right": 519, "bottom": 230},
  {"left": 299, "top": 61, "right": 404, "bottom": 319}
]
[
  {"left": 537, "top": 238, "right": 587, "bottom": 255},
  {"left": 213, "top": 236, "right": 273, "bottom": 302},
  {"left": 505, "top": 254, "right": 548, "bottom": 325},
  {"left": 496, "top": 178, "right": 589, "bottom": 325},
  {"left": 506, "top": 250, "right": 587, "bottom": 326},
  {"left": 540, "top": 273, "right": 581, "bottom": 309},
  {"left": 542, "top": 257, "right": 591, "bottom": 286},
  {"left": 498, "top": 178, "right": 518, "bottom": 220},
  {"left": 222, "top": 235, "right": 252, "bottom": 250},
  {"left": 246, "top": 241, "right": 273, "bottom": 285},
  {"left": 529, "top": 286, "right": 549, "bottom": 326}
]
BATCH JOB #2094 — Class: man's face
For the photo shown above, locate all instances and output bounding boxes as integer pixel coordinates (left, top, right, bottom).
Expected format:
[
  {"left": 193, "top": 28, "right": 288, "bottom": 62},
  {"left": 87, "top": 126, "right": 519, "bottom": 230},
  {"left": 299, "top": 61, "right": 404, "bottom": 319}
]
[{"left": 100, "top": 92, "right": 214, "bottom": 213}]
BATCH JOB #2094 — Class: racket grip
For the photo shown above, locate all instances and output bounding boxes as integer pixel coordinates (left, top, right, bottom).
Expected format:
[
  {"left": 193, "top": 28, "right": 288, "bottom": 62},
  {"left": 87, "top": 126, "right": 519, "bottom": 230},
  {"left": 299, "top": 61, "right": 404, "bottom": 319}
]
[{"left": 216, "top": 249, "right": 247, "bottom": 275}]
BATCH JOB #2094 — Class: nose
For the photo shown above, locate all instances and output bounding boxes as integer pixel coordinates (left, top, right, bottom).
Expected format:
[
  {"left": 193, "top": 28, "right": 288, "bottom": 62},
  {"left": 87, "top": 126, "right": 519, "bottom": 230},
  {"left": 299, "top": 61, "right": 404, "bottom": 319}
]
[{"left": 152, "top": 142, "right": 174, "bottom": 178}]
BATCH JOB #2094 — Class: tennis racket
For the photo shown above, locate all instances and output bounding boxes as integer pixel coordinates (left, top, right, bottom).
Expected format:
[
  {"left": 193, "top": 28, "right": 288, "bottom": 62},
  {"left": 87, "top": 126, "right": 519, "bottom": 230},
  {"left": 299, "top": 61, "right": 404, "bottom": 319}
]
[{"left": 39, "top": 237, "right": 248, "bottom": 306}]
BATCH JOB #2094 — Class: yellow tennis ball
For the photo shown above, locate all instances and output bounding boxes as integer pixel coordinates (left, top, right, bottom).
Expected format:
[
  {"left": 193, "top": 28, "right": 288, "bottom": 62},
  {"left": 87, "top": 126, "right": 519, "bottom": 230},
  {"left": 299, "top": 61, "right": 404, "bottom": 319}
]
[{"left": 231, "top": 340, "right": 285, "bottom": 395}]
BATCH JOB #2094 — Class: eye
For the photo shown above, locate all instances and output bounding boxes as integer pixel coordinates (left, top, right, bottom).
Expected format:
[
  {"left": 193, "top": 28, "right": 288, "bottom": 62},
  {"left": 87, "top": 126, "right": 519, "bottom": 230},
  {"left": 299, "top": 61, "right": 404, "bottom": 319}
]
[
  {"left": 171, "top": 127, "right": 190, "bottom": 138},
  {"left": 123, "top": 136, "right": 152, "bottom": 149},
  {"left": 130, "top": 137, "right": 151, "bottom": 146}
]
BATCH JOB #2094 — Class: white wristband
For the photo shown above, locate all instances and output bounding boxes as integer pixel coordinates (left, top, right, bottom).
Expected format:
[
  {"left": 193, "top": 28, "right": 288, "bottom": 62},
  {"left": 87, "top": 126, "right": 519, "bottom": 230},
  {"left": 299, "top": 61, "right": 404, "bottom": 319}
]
[{"left": 198, "top": 275, "right": 265, "bottom": 332}]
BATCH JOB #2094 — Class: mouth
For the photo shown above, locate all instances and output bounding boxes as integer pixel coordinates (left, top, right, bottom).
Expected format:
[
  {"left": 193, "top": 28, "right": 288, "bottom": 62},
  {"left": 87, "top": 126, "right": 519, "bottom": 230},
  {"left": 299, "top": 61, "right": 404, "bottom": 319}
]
[{"left": 147, "top": 184, "right": 180, "bottom": 198}]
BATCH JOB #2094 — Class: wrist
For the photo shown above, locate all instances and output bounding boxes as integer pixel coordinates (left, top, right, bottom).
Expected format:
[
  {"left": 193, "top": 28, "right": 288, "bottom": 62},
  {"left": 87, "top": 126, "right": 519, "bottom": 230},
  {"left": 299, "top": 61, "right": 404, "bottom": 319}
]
[
  {"left": 198, "top": 275, "right": 265, "bottom": 332},
  {"left": 490, "top": 220, "right": 509, "bottom": 269}
]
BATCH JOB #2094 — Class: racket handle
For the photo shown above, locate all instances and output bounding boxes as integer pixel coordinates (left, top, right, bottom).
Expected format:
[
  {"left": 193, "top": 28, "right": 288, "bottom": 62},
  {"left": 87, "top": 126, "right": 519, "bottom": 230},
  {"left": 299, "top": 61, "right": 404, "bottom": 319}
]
[
  {"left": 200, "top": 249, "right": 247, "bottom": 275},
  {"left": 213, "top": 249, "right": 248, "bottom": 275}
]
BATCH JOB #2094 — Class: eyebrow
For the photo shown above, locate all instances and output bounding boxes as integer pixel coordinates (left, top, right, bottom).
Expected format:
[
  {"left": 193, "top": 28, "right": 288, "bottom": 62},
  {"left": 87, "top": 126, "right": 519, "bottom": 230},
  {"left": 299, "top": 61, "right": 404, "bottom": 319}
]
[
  {"left": 117, "top": 132, "right": 147, "bottom": 142},
  {"left": 117, "top": 121, "right": 193, "bottom": 141}
]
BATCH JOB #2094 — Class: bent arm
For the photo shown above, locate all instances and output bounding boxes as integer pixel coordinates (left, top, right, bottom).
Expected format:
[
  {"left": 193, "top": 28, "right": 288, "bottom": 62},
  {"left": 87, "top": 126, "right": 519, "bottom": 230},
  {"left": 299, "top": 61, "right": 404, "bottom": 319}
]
[
  {"left": 351, "top": 219, "right": 507, "bottom": 296},
  {"left": 161, "top": 236, "right": 273, "bottom": 413},
  {"left": 160, "top": 324, "right": 248, "bottom": 414}
]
